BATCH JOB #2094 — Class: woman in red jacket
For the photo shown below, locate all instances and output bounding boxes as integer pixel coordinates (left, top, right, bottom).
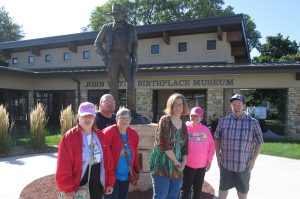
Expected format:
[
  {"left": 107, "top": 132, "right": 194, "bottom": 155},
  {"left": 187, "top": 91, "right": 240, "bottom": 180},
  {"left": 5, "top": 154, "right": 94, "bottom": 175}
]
[
  {"left": 103, "top": 107, "right": 141, "bottom": 199},
  {"left": 56, "top": 102, "right": 116, "bottom": 199}
]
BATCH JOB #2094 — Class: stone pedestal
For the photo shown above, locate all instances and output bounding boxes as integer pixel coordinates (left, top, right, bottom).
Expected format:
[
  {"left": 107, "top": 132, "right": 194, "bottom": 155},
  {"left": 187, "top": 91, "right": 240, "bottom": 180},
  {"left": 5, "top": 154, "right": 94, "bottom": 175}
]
[{"left": 129, "top": 123, "right": 157, "bottom": 192}]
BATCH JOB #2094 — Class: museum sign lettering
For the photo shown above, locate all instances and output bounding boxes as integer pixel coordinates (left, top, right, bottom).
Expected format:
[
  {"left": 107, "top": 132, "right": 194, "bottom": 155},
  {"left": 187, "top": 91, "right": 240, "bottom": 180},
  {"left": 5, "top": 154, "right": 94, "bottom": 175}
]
[{"left": 85, "top": 79, "right": 234, "bottom": 88}]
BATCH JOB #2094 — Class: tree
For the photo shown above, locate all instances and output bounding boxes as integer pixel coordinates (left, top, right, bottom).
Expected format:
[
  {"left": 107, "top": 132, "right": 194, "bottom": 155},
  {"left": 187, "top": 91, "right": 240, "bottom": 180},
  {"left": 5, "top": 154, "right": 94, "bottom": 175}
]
[
  {"left": 255, "top": 33, "right": 299, "bottom": 63},
  {"left": 85, "top": 0, "right": 261, "bottom": 51},
  {"left": 0, "top": 6, "right": 24, "bottom": 42}
]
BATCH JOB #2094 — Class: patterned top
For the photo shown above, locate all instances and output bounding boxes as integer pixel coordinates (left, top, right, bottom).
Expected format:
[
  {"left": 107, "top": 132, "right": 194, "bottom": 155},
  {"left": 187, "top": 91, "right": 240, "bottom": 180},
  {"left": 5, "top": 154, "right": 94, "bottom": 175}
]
[
  {"left": 215, "top": 113, "right": 264, "bottom": 172},
  {"left": 149, "top": 115, "right": 188, "bottom": 179}
]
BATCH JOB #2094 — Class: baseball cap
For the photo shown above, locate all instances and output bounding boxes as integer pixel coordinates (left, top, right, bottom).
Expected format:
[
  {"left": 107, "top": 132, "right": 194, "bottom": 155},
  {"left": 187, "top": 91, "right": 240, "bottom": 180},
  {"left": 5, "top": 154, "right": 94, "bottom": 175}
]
[
  {"left": 78, "top": 102, "right": 96, "bottom": 117},
  {"left": 230, "top": 94, "right": 245, "bottom": 104},
  {"left": 190, "top": 107, "right": 204, "bottom": 117}
]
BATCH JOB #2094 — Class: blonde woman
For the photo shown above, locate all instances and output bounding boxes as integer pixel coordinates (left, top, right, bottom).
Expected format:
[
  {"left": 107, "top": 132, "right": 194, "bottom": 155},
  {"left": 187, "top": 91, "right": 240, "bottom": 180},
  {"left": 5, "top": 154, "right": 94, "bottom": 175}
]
[{"left": 149, "top": 93, "right": 189, "bottom": 199}]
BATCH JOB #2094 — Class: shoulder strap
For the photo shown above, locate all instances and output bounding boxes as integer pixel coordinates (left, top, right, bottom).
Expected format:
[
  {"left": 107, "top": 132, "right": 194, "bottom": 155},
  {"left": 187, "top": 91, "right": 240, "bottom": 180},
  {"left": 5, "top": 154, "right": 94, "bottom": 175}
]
[
  {"left": 87, "top": 133, "right": 94, "bottom": 184},
  {"left": 117, "top": 131, "right": 132, "bottom": 170}
]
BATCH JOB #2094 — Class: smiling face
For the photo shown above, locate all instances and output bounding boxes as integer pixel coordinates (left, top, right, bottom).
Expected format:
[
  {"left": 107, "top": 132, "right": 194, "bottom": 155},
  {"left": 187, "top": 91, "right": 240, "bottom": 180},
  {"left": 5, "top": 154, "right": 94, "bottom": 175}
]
[
  {"left": 116, "top": 114, "right": 131, "bottom": 132},
  {"left": 99, "top": 95, "right": 116, "bottom": 115},
  {"left": 172, "top": 98, "right": 184, "bottom": 117},
  {"left": 78, "top": 114, "right": 95, "bottom": 133},
  {"left": 190, "top": 114, "right": 203, "bottom": 124}
]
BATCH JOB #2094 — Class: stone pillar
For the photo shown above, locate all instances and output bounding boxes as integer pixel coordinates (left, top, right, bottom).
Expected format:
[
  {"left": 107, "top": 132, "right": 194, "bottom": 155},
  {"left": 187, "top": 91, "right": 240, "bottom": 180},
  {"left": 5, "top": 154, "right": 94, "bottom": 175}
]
[
  {"left": 207, "top": 88, "right": 224, "bottom": 121},
  {"left": 129, "top": 123, "right": 157, "bottom": 192},
  {"left": 285, "top": 88, "right": 300, "bottom": 139},
  {"left": 136, "top": 88, "right": 153, "bottom": 121}
]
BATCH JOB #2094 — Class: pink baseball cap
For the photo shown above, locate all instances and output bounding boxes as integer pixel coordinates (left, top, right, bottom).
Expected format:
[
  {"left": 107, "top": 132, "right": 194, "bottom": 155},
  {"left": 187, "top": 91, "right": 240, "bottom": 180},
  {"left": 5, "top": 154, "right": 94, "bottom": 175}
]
[
  {"left": 78, "top": 102, "right": 96, "bottom": 117},
  {"left": 190, "top": 107, "right": 204, "bottom": 117}
]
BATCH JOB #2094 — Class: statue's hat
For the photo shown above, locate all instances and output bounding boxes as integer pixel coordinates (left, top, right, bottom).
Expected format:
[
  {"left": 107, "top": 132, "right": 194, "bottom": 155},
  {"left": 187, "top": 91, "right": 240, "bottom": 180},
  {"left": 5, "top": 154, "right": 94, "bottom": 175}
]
[{"left": 107, "top": 3, "right": 127, "bottom": 15}]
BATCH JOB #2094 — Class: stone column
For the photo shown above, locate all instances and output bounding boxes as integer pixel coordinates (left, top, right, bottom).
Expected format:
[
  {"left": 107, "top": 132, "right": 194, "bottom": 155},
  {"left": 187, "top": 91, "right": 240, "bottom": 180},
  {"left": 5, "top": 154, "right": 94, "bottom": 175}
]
[
  {"left": 285, "top": 88, "right": 300, "bottom": 139},
  {"left": 136, "top": 88, "right": 153, "bottom": 121},
  {"left": 207, "top": 88, "right": 224, "bottom": 121}
]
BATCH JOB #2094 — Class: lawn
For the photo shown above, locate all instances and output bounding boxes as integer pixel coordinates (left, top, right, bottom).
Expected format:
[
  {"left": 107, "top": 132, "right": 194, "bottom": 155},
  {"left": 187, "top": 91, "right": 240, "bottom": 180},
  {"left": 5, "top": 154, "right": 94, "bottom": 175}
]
[{"left": 261, "top": 142, "right": 300, "bottom": 159}]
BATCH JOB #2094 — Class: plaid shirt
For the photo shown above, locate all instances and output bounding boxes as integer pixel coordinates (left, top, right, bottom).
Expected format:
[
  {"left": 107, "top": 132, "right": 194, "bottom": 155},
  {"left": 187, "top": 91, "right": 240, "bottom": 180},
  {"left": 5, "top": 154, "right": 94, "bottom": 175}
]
[{"left": 215, "top": 113, "right": 264, "bottom": 172}]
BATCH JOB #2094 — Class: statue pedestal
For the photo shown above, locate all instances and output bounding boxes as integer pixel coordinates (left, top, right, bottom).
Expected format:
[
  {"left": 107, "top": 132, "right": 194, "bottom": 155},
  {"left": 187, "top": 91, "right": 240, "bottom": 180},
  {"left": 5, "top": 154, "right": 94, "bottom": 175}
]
[{"left": 129, "top": 123, "right": 157, "bottom": 192}]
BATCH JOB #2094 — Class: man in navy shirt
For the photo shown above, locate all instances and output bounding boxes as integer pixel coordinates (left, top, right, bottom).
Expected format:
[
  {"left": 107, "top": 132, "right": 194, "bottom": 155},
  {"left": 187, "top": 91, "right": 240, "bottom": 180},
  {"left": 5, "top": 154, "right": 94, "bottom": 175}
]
[{"left": 96, "top": 94, "right": 116, "bottom": 130}]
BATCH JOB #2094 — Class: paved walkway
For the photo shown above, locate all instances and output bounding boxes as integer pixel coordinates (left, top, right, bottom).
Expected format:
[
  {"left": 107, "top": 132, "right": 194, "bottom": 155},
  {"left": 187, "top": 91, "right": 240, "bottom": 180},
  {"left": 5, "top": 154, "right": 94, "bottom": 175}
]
[{"left": 1, "top": 153, "right": 300, "bottom": 199}]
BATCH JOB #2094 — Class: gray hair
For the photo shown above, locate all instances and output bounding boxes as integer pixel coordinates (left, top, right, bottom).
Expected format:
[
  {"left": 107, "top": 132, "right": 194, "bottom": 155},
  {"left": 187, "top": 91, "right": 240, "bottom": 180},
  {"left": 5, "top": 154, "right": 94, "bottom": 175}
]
[{"left": 116, "top": 107, "right": 131, "bottom": 117}]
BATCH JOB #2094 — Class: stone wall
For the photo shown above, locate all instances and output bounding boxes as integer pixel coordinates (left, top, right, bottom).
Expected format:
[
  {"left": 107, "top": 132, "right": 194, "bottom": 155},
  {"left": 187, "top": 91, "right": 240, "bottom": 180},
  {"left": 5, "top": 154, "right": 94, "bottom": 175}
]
[
  {"left": 286, "top": 88, "right": 300, "bottom": 139},
  {"left": 206, "top": 88, "right": 224, "bottom": 122},
  {"left": 129, "top": 123, "right": 157, "bottom": 192},
  {"left": 136, "top": 88, "right": 153, "bottom": 121}
]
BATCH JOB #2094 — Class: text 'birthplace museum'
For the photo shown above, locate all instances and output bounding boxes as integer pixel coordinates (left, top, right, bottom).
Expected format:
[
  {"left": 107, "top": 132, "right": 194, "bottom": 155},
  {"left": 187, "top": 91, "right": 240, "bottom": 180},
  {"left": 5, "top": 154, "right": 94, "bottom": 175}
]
[{"left": 0, "top": 15, "right": 299, "bottom": 138}]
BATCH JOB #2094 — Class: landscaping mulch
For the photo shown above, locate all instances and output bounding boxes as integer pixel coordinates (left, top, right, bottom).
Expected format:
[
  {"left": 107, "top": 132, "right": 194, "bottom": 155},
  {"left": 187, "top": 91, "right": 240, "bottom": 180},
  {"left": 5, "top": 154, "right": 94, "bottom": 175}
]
[
  {"left": 20, "top": 174, "right": 215, "bottom": 199},
  {"left": 0, "top": 145, "right": 58, "bottom": 158}
]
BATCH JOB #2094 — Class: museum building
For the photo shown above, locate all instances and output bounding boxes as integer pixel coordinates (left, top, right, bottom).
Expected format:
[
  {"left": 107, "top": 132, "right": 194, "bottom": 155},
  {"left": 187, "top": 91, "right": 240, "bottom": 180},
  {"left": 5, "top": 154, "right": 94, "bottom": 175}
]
[{"left": 0, "top": 14, "right": 299, "bottom": 138}]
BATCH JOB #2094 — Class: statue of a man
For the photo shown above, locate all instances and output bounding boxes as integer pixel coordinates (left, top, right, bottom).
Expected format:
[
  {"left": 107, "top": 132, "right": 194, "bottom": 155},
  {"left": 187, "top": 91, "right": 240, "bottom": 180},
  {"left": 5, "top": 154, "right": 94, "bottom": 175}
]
[{"left": 94, "top": 3, "right": 138, "bottom": 112}]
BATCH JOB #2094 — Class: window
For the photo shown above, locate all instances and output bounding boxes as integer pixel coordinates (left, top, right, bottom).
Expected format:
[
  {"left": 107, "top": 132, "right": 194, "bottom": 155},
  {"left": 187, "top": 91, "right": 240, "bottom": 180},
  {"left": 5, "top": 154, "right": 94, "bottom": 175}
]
[
  {"left": 12, "top": 58, "right": 18, "bottom": 65},
  {"left": 83, "top": 51, "right": 91, "bottom": 59},
  {"left": 207, "top": 40, "right": 217, "bottom": 50},
  {"left": 45, "top": 54, "right": 52, "bottom": 62},
  {"left": 178, "top": 42, "right": 187, "bottom": 53},
  {"left": 28, "top": 56, "right": 34, "bottom": 64},
  {"left": 151, "top": 44, "right": 160, "bottom": 55},
  {"left": 64, "top": 52, "right": 70, "bottom": 61}
]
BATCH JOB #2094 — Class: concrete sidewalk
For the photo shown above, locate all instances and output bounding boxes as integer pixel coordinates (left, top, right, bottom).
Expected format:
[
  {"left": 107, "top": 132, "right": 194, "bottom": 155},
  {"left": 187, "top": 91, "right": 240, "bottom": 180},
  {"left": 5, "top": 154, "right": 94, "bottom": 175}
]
[
  {"left": 205, "top": 154, "right": 300, "bottom": 199},
  {"left": 0, "top": 153, "right": 57, "bottom": 199},
  {"left": 1, "top": 153, "right": 300, "bottom": 199}
]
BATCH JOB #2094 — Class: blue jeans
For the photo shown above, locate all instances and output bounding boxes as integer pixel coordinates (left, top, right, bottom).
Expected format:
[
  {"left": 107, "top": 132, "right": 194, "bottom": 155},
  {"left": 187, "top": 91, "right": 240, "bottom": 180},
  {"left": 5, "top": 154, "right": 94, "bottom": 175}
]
[
  {"left": 151, "top": 174, "right": 183, "bottom": 199},
  {"left": 103, "top": 179, "right": 129, "bottom": 199}
]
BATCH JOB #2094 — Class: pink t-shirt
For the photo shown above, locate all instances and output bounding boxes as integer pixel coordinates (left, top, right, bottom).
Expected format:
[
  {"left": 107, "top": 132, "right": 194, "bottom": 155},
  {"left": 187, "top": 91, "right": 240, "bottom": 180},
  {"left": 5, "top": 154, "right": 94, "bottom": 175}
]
[{"left": 185, "top": 121, "right": 215, "bottom": 169}]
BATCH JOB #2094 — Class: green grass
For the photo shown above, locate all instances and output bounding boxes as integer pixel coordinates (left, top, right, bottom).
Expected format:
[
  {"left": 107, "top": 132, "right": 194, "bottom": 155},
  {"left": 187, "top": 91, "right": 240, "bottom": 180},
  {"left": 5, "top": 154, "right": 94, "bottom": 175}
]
[
  {"left": 261, "top": 142, "right": 300, "bottom": 159},
  {"left": 265, "top": 119, "right": 285, "bottom": 136},
  {"left": 45, "top": 134, "right": 62, "bottom": 145}
]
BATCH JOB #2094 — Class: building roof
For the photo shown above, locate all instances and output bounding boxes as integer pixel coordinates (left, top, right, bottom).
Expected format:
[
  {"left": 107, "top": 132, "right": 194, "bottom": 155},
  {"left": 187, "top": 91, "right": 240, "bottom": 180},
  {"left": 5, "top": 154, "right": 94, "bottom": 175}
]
[
  {"left": 0, "top": 14, "right": 250, "bottom": 62},
  {"left": 1, "top": 62, "right": 299, "bottom": 78}
]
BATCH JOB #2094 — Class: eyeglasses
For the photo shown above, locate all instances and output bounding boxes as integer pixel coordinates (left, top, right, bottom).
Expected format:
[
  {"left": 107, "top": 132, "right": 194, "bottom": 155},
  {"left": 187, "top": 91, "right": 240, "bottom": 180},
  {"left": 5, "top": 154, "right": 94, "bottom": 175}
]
[
  {"left": 173, "top": 103, "right": 184, "bottom": 108},
  {"left": 117, "top": 117, "right": 131, "bottom": 122}
]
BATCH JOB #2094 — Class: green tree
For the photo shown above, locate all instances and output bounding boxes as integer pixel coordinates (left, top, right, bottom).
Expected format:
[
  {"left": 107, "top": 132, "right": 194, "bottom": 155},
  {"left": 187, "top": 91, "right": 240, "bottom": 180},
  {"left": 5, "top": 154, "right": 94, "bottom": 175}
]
[
  {"left": 0, "top": 6, "right": 24, "bottom": 42},
  {"left": 256, "top": 33, "right": 299, "bottom": 63},
  {"left": 85, "top": 0, "right": 261, "bottom": 51}
]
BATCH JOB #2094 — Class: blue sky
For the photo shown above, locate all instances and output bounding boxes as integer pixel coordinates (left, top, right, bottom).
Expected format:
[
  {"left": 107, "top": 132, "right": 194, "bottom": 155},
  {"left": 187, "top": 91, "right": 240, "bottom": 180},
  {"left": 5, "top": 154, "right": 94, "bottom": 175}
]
[
  {"left": 1, "top": 0, "right": 299, "bottom": 58},
  {"left": 224, "top": 0, "right": 300, "bottom": 56}
]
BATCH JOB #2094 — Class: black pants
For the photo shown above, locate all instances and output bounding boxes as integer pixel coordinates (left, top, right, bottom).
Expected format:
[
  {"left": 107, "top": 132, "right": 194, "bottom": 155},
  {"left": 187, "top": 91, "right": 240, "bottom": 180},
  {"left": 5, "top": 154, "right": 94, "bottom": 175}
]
[
  {"left": 180, "top": 165, "right": 206, "bottom": 199},
  {"left": 80, "top": 163, "right": 103, "bottom": 199}
]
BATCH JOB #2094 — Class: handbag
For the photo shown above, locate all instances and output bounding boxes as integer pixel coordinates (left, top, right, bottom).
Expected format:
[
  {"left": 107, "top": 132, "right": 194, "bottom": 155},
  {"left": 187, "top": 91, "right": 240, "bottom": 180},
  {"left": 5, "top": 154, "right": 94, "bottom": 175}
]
[
  {"left": 59, "top": 133, "right": 94, "bottom": 199},
  {"left": 118, "top": 131, "right": 139, "bottom": 186}
]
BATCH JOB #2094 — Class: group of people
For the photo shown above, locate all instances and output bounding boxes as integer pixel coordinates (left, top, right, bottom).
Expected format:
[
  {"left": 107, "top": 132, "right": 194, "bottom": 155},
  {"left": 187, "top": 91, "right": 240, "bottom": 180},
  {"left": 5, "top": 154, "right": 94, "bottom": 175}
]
[{"left": 55, "top": 92, "right": 263, "bottom": 199}]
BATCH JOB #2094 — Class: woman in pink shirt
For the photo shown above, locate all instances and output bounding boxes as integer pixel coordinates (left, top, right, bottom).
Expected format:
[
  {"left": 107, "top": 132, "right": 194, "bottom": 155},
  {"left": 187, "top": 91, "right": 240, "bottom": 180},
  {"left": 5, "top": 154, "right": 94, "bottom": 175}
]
[{"left": 180, "top": 107, "right": 215, "bottom": 199}]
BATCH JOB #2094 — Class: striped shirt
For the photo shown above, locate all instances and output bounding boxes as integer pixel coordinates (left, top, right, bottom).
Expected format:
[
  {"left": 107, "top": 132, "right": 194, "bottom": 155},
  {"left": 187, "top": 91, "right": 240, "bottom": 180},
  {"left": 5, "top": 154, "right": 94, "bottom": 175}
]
[{"left": 215, "top": 113, "right": 264, "bottom": 172}]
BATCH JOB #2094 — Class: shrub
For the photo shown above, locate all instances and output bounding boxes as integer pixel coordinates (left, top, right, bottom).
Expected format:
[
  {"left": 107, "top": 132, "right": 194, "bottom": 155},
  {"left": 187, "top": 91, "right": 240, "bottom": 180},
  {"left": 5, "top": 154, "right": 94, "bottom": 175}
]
[
  {"left": 29, "top": 103, "right": 47, "bottom": 149},
  {"left": 60, "top": 105, "right": 75, "bottom": 135},
  {"left": 0, "top": 104, "right": 11, "bottom": 153}
]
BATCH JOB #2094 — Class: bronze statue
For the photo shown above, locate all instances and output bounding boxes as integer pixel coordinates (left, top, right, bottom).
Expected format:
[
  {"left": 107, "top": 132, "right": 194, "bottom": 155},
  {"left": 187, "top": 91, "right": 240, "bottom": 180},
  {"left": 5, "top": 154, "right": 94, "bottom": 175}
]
[{"left": 94, "top": 3, "right": 138, "bottom": 113}]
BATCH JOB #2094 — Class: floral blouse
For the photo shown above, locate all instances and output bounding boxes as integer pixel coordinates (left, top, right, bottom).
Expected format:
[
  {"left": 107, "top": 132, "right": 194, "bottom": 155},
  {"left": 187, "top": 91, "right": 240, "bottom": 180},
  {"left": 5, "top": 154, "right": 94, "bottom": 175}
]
[{"left": 149, "top": 115, "right": 188, "bottom": 179}]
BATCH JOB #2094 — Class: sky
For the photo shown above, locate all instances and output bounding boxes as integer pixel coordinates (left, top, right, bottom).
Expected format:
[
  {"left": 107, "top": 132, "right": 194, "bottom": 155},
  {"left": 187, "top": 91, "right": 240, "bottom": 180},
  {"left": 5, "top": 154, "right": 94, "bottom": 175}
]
[{"left": 1, "top": 0, "right": 300, "bottom": 57}]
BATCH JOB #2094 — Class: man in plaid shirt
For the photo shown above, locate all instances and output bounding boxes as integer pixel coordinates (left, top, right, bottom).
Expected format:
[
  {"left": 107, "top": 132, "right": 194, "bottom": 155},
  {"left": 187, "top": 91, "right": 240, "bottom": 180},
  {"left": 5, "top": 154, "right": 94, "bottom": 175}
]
[{"left": 215, "top": 94, "right": 263, "bottom": 199}]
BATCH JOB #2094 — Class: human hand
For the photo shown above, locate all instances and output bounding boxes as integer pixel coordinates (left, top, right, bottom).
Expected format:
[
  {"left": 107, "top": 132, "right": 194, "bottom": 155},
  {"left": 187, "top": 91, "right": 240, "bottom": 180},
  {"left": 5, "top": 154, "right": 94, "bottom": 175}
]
[
  {"left": 205, "top": 163, "right": 211, "bottom": 172},
  {"left": 64, "top": 191, "right": 75, "bottom": 199},
  {"left": 247, "top": 158, "right": 255, "bottom": 172},
  {"left": 105, "top": 186, "right": 114, "bottom": 195},
  {"left": 173, "top": 160, "right": 182, "bottom": 170}
]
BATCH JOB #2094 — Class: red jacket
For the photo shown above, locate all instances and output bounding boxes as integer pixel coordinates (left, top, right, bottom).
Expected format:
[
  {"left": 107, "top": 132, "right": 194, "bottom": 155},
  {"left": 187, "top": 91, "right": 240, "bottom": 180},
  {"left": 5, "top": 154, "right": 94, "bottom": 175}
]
[
  {"left": 55, "top": 125, "right": 116, "bottom": 193},
  {"left": 103, "top": 125, "right": 141, "bottom": 174}
]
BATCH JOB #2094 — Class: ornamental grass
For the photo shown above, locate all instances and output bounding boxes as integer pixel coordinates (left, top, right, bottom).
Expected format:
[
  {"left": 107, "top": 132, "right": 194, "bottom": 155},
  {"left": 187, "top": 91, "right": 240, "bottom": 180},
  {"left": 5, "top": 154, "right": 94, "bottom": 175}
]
[
  {"left": 29, "top": 103, "right": 47, "bottom": 149},
  {"left": 0, "top": 104, "right": 11, "bottom": 153},
  {"left": 60, "top": 105, "right": 75, "bottom": 135}
]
